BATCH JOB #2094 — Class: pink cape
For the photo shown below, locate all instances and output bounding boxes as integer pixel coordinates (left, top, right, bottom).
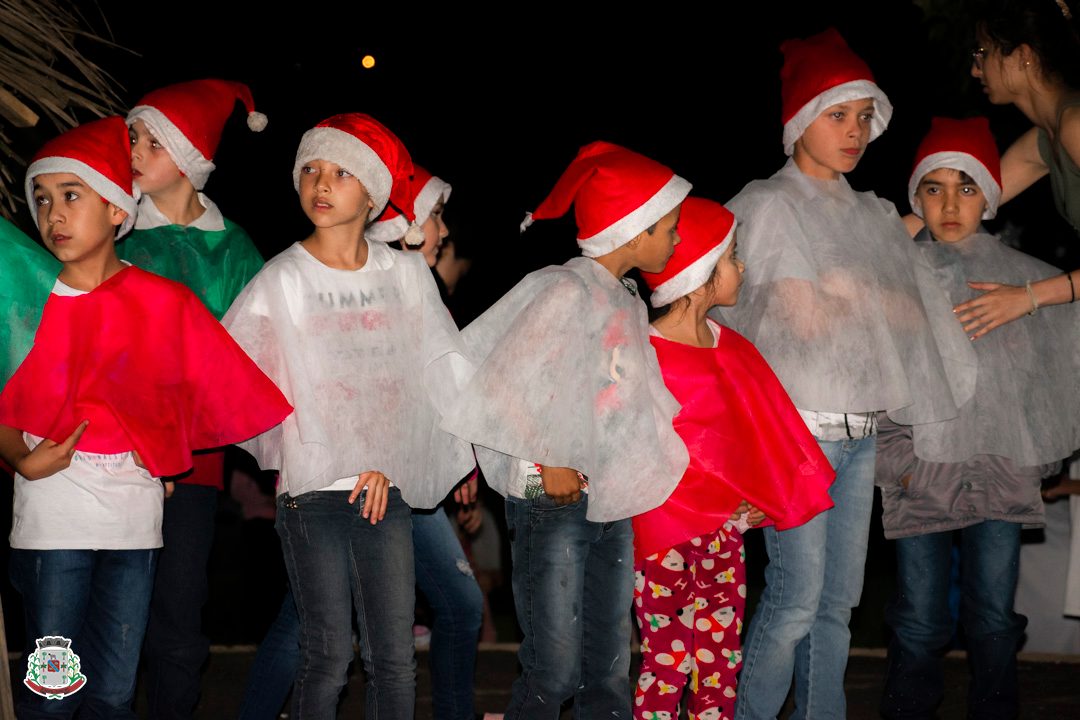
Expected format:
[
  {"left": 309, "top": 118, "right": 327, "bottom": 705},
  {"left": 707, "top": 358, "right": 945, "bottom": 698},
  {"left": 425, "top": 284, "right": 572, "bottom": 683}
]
[
  {"left": 633, "top": 328, "right": 835, "bottom": 560},
  {"left": 0, "top": 266, "right": 292, "bottom": 478}
]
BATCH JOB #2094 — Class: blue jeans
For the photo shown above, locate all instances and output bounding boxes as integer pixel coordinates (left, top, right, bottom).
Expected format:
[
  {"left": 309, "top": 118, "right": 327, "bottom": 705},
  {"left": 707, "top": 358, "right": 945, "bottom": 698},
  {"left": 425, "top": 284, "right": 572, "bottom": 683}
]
[
  {"left": 735, "top": 435, "right": 876, "bottom": 720},
  {"left": 10, "top": 548, "right": 158, "bottom": 719},
  {"left": 277, "top": 488, "right": 416, "bottom": 720},
  {"left": 881, "top": 520, "right": 1025, "bottom": 720},
  {"left": 237, "top": 507, "right": 482, "bottom": 720},
  {"left": 504, "top": 494, "right": 635, "bottom": 720},
  {"left": 413, "top": 507, "right": 483, "bottom": 720},
  {"left": 143, "top": 482, "right": 218, "bottom": 720}
]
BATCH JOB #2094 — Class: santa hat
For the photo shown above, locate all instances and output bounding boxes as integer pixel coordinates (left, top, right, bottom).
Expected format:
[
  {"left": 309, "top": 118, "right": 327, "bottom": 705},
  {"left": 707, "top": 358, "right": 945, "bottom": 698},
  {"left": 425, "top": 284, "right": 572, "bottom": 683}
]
[
  {"left": 521, "top": 141, "right": 692, "bottom": 258},
  {"left": 127, "top": 79, "right": 267, "bottom": 190},
  {"left": 366, "top": 165, "right": 452, "bottom": 245},
  {"left": 25, "top": 116, "right": 139, "bottom": 237},
  {"left": 780, "top": 28, "right": 893, "bottom": 156},
  {"left": 641, "top": 197, "right": 737, "bottom": 307},
  {"left": 908, "top": 116, "right": 1002, "bottom": 220},
  {"left": 292, "top": 113, "right": 414, "bottom": 219}
]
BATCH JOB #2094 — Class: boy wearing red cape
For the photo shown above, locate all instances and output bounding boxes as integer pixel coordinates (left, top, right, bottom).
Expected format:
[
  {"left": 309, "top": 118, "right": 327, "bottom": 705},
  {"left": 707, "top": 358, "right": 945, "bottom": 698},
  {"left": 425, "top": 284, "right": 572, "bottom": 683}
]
[{"left": 0, "top": 116, "right": 291, "bottom": 719}]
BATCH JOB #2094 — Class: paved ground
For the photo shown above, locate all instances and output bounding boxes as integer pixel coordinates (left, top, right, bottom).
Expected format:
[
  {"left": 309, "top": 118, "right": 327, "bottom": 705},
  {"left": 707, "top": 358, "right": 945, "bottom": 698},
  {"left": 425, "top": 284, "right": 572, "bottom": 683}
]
[{"left": 22, "top": 644, "right": 1066, "bottom": 719}]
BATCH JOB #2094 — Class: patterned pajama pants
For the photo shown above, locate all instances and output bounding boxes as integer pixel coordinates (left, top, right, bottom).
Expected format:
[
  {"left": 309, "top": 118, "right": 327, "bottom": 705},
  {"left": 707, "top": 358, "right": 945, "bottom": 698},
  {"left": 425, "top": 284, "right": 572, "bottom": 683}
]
[{"left": 633, "top": 523, "right": 747, "bottom": 720}]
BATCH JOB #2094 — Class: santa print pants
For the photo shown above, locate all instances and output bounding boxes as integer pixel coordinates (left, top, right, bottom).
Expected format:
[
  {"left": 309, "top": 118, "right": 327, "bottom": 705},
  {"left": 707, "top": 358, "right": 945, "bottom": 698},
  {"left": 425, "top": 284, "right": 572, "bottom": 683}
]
[{"left": 633, "top": 523, "right": 747, "bottom": 720}]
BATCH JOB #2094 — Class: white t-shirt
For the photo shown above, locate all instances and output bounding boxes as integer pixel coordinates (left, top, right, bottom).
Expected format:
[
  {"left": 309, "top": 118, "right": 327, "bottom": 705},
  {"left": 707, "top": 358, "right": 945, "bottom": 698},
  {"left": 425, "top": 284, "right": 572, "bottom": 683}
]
[{"left": 8, "top": 273, "right": 165, "bottom": 550}]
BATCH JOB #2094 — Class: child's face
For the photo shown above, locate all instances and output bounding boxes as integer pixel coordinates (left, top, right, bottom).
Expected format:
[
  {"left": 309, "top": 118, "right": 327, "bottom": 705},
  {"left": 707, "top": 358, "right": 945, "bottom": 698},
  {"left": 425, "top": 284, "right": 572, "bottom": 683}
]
[
  {"left": 793, "top": 98, "right": 876, "bottom": 180},
  {"left": 417, "top": 197, "right": 449, "bottom": 267},
  {"left": 298, "top": 159, "right": 375, "bottom": 230},
  {"left": 633, "top": 204, "right": 682, "bottom": 274},
  {"left": 707, "top": 235, "right": 745, "bottom": 307},
  {"left": 32, "top": 172, "right": 126, "bottom": 263},
  {"left": 129, "top": 120, "right": 185, "bottom": 196},
  {"left": 914, "top": 167, "right": 986, "bottom": 244}
]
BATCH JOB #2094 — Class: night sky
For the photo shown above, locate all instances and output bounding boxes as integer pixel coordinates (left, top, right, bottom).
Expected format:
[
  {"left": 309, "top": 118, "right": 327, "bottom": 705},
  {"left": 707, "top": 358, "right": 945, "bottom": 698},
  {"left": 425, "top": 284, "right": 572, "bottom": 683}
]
[{"left": 8, "top": 0, "right": 1076, "bottom": 318}]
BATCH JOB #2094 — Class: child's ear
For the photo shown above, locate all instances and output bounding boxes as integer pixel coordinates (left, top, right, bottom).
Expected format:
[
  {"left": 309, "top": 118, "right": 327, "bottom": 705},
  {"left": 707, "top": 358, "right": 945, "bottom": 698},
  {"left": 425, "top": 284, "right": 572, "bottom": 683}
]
[{"left": 108, "top": 204, "right": 128, "bottom": 228}]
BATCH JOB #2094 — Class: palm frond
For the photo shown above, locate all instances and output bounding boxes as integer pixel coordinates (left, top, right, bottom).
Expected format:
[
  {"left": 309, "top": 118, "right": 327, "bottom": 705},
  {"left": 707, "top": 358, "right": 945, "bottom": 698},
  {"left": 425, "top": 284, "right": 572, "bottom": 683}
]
[{"left": 0, "top": 0, "right": 132, "bottom": 219}]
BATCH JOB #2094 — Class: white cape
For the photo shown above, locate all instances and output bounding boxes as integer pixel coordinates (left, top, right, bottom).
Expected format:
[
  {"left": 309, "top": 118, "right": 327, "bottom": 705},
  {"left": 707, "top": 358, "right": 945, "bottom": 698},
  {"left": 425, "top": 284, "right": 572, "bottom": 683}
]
[
  {"left": 223, "top": 241, "right": 474, "bottom": 508},
  {"left": 442, "top": 257, "right": 689, "bottom": 522},
  {"left": 715, "top": 160, "right": 975, "bottom": 423},
  {"left": 912, "top": 231, "right": 1080, "bottom": 465}
]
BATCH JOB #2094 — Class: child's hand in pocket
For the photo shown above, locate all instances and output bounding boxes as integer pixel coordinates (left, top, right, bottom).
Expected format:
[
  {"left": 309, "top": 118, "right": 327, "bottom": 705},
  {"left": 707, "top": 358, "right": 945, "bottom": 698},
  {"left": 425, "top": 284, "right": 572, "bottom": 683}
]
[{"left": 349, "top": 471, "right": 390, "bottom": 524}]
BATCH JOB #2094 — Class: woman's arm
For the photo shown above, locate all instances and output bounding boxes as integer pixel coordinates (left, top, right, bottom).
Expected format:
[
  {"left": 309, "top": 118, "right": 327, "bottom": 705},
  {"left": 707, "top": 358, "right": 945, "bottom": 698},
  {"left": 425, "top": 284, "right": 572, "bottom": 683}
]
[
  {"left": 953, "top": 271, "right": 1076, "bottom": 339},
  {"left": 1000, "top": 127, "right": 1049, "bottom": 204}
]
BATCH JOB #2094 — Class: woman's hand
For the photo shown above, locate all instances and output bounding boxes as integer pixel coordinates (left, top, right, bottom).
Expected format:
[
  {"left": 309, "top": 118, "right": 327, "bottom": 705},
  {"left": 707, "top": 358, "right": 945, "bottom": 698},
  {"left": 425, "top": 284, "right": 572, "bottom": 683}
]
[
  {"left": 349, "top": 471, "right": 391, "bottom": 524},
  {"left": 953, "top": 282, "right": 1030, "bottom": 339}
]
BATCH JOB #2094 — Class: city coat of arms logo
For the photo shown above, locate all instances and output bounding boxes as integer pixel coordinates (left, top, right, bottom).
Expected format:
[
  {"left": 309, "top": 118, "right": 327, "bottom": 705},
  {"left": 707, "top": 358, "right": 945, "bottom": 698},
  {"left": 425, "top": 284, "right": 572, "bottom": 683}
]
[{"left": 24, "top": 636, "right": 87, "bottom": 699}]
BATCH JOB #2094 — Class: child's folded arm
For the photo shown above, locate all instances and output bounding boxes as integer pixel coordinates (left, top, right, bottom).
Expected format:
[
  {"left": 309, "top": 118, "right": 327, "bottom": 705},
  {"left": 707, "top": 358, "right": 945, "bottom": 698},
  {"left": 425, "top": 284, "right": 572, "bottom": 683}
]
[{"left": 0, "top": 420, "right": 87, "bottom": 481}]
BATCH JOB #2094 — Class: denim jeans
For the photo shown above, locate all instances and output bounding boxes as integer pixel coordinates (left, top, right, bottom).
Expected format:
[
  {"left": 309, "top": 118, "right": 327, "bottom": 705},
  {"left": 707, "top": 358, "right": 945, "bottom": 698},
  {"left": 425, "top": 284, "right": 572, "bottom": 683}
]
[
  {"left": 504, "top": 494, "right": 635, "bottom": 720},
  {"left": 237, "top": 506, "right": 482, "bottom": 720},
  {"left": 735, "top": 435, "right": 876, "bottom": 720},
  {"left": 277, "top": 488, "right": 416, "bottom": 720},
  {"left": 143, "top": 482, "right": 218, "bottom": 720},
  {"left": 413, "top": 506, "right": 483, "bottom": 720},
  {"left": 10, "top": 548, "right": 158, "bottom": 719},
  {"left": 881, "top": 520, "right": 1025, "bottom": 720}
]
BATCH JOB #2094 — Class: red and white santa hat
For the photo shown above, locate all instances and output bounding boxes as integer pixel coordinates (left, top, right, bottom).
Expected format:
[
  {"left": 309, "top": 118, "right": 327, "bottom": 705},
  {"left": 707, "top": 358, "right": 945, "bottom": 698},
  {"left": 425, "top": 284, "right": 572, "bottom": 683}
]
[
  {"left": 366, "top": 165, "right": 452, "bottom": 245},
  {"left": 780, "top": 28, "right": 893, "bottom": 156},
  {"left": 127, "top": 79, "right": 267, "bottom": 190},
  {"left": 908, "top": 116, "right": 1002, "bottom": 220},
  {"left": 293, "top": 113, "right": 414, "bottom": 220},
  {"left": 641, "top": 197, "right": 737, "bottom": 307},
  {"left": 25, "top": 116, "right": 139, "bottom": 237},
  {"left": 521, "top": 141, "right": 691, "bottom": 258}
]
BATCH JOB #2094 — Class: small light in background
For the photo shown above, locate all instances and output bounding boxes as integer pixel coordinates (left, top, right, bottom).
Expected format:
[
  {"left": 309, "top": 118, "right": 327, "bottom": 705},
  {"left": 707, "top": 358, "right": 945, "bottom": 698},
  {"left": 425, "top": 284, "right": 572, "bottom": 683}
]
[{"left": 361, "top": 55, "right": 376, "bottom": 69}]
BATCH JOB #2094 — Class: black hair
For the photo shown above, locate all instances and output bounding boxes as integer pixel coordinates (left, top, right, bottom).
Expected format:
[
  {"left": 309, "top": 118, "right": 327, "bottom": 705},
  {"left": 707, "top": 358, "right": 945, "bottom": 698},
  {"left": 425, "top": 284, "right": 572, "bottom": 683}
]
[
  {"left": 975, "top": 0, "right": 1080, "bottom": 88},
  {"left": 647, "top": 263, "right": 720, "bottom": 322}
]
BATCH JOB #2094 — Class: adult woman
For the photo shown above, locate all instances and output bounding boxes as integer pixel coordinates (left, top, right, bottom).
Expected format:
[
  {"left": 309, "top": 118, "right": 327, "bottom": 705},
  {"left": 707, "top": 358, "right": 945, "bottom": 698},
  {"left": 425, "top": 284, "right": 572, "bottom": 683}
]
[{"left": 953, "top": 0, "right": 1080, "bottom": 337}]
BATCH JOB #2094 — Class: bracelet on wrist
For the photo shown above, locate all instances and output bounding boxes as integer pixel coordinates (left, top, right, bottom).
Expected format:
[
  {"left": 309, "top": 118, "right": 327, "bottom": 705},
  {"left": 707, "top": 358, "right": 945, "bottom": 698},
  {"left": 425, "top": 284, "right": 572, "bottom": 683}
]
[{"left": 1025, "top": 280, "right": 1039, "bottom": 316}]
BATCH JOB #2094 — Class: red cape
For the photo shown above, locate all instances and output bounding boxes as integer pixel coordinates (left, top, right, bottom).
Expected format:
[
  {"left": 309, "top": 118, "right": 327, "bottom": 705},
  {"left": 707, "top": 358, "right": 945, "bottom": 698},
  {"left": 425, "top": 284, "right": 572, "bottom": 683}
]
[
  {"left": 633, "top": 327, "right": 835, "bottom": 560},
  {"left": 0, "top": 266, "right": 292, "bottom": 478}
]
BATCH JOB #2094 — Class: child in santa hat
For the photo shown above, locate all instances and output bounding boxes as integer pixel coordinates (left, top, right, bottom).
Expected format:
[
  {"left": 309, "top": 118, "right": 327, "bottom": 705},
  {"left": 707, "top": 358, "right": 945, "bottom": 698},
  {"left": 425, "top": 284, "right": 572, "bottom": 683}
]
[
  {"left": 0, "top": 116, "right": 291, "bottom": 719},
  {"left": 712, "top": 29, "right": 976, "bottom": 720},
  {"left": 235, "top": 163, "right": 482, "bottom": 720},
  {"left": 632, "top": 197, "right": 835, "bottom": 720},
  {"left": 120, "top": 78, "right": 269, "bottom": 718},
  {"left": 877, "top": 116, "right": 1080, "bottom": 720},
  {"left": 222, "top": 113, "right": 475, "bottom": 719},
  {"left": 368, "top": 164, "right": 451, "bottom": 267},
  {"left": 442, "top": 141, "right": 691, "bottom": 719}
]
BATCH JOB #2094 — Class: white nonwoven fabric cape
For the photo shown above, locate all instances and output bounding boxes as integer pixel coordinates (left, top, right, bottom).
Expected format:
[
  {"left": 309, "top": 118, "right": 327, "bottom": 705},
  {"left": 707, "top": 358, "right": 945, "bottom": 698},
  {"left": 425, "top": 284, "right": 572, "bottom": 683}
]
[
  {"left": 442, "top": 256, "right": 690, "bottom": 522},
  {"left": 911, "top": 231, "right": 1080, "bottom": 465},
  {"left": 714, "top": 160, "right": 976, "bottom": 423},
  {"left": 222, "top": 241, "right": 475, "bottom": 508}
]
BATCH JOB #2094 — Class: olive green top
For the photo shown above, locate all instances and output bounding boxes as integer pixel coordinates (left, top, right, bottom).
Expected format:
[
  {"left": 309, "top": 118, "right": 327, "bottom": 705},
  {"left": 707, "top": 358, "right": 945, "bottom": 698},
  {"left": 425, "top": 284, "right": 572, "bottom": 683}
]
[{"left": 1037, "top": 99, "right": 1080, "bottom": 237}]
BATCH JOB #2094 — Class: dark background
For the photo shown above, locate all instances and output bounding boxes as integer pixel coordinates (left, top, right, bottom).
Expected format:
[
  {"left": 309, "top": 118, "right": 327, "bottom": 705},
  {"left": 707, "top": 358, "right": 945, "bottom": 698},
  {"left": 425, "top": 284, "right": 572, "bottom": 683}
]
[{"left": 3, "top": 0, "right": 1078, "bottom": 649}]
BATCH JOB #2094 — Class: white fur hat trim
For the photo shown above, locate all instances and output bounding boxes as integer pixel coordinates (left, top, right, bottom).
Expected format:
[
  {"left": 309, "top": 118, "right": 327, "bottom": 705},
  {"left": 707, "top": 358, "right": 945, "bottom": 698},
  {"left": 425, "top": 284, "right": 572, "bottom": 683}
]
[
  {"left": 782, "top": 79, "right": 893, "bottom": 156},
  {"left": 649, "top": 222, "right": 736, "bottom": 307},
  {"left": 908, "top": 151, "right": 1001, "bottom": 220},
  {"left": 26, "top": 157, "right": 139, "bottom": 238},
  {"left": 128, "top": 106, "right": 216, "bottom": 190},
  {"left": 578, "top": 175, "right": 692, "bottom": 258},
  {"left": 292, "top": 127, "right": 393, "bottom": 216}
]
